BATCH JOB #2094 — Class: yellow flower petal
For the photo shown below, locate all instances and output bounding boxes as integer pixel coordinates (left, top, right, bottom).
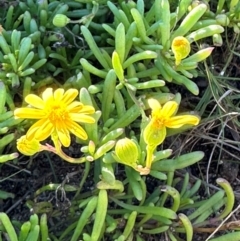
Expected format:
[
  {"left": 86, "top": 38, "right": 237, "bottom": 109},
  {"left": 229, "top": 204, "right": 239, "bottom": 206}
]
[
  {"left": 54, "top": 88, "right": 64, "bottom": 101},
  {"left": 69, "top": 113, "right": 95, "bottom": 123},
  {"left": 148, "top": 98, "right": 161, "bottom": 110},
  {"left": 56, "top": 127, "right": 71, "bottom": 147},
  {"left": 62, "top": 89, "right": 78, "bottom": 105},
  {"left": 66, "top": 120, "right": 88, "bottom": 140},
  {"left": 26, "top": 119, "right": 53, "bottom": 141},
  {"left": 25, "top": 94, "right": 45, "bottom": 109},
  {"left": 79, "top": 105, "right": 95, "bottom": 114},
  {"left": 35, "top": 121, "right": 54, "bottom": 141},
  {"left": 66, "top": 101, "right": 83, "bottom": 111},
  {"left": 148, "top": 99, "right": 162, "bottom": 118},
  {"left": 165, "top": 115, "right": 200, "bottom": 128},
  {"left": 14, "top": 108, "right": 45, "bottom": 119},
  {"left": 143, "top": 121, "right": 166, "bottom": 147},
  {"left": 171, "top": 36, "right": 191, "bottom": 65},
  {"left": 42, "top": 88, "right": 53, "bottom": 102},
  {"left": 161, "top": 101, "right": 178, "bottom": 118},
  {"left": 26, "top": 119, "right": 44, "bottom": 140}
]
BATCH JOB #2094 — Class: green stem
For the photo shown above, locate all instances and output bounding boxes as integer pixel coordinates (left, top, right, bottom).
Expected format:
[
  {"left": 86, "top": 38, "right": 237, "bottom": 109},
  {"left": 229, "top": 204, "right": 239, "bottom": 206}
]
[
  {"left": 139, "top": 177, "right": 147, "bottom": 206},
  {"left": 126, "top": 86, "right": 146, "bottom": 118},
  {"left": 145, "top": 145, "right": 156, "bottom": 169},
  {"left": 74, "top": 161, "right": 91, "bottom": 199},
  {"left": 178, "top": 213, "right": 193, "bottom": 241},
  {"left": 167, "top": 230, "right": 178, "bottom": 241},
  {"left": 43, "top": 133, "right": 92, "bottom": 163},
  {"left": 159, "top": 171, "right": 174, "bottom": 207}
]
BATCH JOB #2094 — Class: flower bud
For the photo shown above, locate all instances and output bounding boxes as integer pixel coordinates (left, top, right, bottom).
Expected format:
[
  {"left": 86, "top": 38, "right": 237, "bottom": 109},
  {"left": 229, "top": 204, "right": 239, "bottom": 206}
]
[
  {"left": 188, "top": 0, "right": 200, "bottom": 10},
  {"left": 171, "top": 36, "right": 191, "bottom": 65},
  {"left": 88, "top": 140, "right": 96, "bottom": 155},
  {"left": 17, "top": 135, "right": 41, "bottom": 156},
  {"left": 53, "top": 14, "right": 70, "bottom": 27},
  {"left": 212, "top": 33, "right": 223, "bottom": 46},
  {"left": 216, "top": 14, "right": 230, "bottom": 26},
  {"left": 115, "top": 138, "right": 139, "bottom": 167}
]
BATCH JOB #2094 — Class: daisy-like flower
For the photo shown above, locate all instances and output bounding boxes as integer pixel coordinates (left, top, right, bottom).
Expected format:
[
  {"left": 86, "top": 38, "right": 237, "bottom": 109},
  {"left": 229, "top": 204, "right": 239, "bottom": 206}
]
[
  {"left": 171, "top": 36, "right": 191, "bottom": 65},
  {"left": 143, "top": 99, "right": 200, "bottom": 148},
  {"left": 14, "top": 88, "right": 95, "bottom": 147}
]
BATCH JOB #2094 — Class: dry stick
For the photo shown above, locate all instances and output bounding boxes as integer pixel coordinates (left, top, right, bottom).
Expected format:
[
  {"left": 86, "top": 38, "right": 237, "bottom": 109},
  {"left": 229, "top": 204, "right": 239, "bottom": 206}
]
[
  {"left": 176, "top": 169, "right": 221, "bottom": 192},
  {"left": 205, "top": 204, "right": 240, "bottom": 241},
  {"left": 205, "top": 89, "right": 234, "bottom": 195},
  {"left": 193, "top": 221, "right": 240, "bottom": 233},
  {"left": 6, "top": 191, "right": 31, "bottom": 214},
  {"left": 4, "top": 162, "right": 31, "bottom": 175},
  {"left": 210, "top": 143, "right": 240, "bottom": 161},
  {"left": 205, "top": 119, "right": 226, "bottom": 195},
  {"left": 201, "top": 131, "right": 240, "bottom": 147},
  {"left": 0, "top": 168, "right": 31, "bottom": 183},
  {"left": 171, "top": 109, "right": 240, "bottom": 157}
]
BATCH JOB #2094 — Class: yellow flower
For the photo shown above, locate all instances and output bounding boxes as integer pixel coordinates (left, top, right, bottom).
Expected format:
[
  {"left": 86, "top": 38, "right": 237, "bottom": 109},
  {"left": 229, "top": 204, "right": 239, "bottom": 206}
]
[
  {"left": 14, "top": 88, "right": 95, "bottom": 147},
  {"left": 17, "top": 135, "right": 41, "bottom": 156},
  {"left": 171, "top": 36, "right": 190, "bottom": 65},
  {"left": 143, "top": 99, "right": 200, "bottom": 147}
]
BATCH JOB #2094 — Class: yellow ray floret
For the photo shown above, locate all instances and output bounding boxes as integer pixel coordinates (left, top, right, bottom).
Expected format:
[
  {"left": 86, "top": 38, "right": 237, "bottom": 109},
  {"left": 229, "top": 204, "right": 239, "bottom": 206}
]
[
  {"left": 14, "top": 88, "right": 95, "bottom": 147},
  {"left": 143, "top": 99, "right": 200, "bottom": 147}
]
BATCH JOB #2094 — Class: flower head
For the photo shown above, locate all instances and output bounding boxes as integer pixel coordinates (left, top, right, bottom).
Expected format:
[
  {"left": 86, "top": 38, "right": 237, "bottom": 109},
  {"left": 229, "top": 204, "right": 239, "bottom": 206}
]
[
  {"left": 143, "top": 99, "right": 200, "bottom": 147},
  {"left": 14, "top": 88, "right": 95, "bottom": 147},
  {"left": 171, "top": 36, "right": 191, "bottom": 65},
  {"left": 17, "top": 135, "right": 41, "bottom": 156}
]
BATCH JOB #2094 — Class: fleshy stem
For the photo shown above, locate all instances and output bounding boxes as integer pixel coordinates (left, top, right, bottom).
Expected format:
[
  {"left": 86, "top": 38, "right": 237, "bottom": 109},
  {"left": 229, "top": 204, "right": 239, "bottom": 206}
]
[
  {"left": 161, "top": 186, "right": 180, "bottom": 212},
  {"left": 38, "top": 132, "right": 94, "bottom": 164},
  {"left": 178, "top": 213, "right": 193, "bottom": 241},
  {"left": 126, "top": 86, "right": 146, "bottom": 119},
  {"left": 159, "top": 171, "right": 175, "bottom": 207},
  {"left": 136, "top": 145, "right": 157, "bottom": 176},
  {"left": 145, "top": 145, "right": 156, "bottom": 170},
  {"left": 214, "top": 178, "right": 235, "bottom": 220},
  {"left": 74, "top": 161, "right": 91, "bottom": 200},
  {"left": 192, "top": 178, "right": 235, "bottom": 228},
  {"left": 139, "top": 177, "right": 147, "bottom": 206},
  {"left": 167, "top": 230, "right": 178, "bottom": 241}
]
